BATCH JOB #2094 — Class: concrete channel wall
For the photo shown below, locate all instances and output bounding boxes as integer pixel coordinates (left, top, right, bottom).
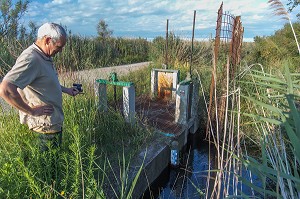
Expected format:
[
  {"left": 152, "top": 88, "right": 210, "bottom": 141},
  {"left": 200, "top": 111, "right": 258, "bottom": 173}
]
[{"left": 130, "top": 128, "right": 190, "bottom": 198}]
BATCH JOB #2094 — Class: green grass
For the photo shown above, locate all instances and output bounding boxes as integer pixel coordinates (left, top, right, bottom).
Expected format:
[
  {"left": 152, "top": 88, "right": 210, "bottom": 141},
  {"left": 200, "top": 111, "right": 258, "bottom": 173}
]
[{"left": 0, "top": 71, "right": 154, "bottom": 198}]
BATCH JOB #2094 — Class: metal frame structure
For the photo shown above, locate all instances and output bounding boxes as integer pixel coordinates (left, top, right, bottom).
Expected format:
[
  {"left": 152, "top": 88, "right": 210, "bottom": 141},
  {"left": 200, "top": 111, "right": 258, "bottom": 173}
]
[{"left": 207, "top": 2, "right": 244, "bottom": 135}]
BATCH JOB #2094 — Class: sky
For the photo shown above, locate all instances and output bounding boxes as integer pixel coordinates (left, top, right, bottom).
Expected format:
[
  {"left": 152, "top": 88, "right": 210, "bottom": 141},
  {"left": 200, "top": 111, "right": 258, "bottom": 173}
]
[{"left": 21, "top": 0, "right": 299, "bottom": 42}]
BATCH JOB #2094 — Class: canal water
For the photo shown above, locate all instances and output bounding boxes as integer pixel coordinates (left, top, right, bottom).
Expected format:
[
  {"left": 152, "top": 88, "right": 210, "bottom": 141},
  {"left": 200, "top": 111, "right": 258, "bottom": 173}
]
[
  {"left": 141, "top": 131, "right": 263, "bottom": 199},
  {"left": 141, "top": 132, "right": 210, "bottom": 199}
]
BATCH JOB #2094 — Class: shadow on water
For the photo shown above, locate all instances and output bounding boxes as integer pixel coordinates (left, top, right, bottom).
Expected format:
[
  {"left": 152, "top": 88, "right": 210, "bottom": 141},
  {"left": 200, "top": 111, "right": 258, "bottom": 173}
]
[{"left": 141, "top": 131, "right": 264, "bottom": 199}]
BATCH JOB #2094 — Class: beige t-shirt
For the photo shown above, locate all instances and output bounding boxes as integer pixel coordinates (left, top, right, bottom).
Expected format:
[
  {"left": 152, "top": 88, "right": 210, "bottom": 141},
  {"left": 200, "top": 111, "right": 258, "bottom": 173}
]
[{"left": 4, "top": 43, "right": 63, "bottom": 133}]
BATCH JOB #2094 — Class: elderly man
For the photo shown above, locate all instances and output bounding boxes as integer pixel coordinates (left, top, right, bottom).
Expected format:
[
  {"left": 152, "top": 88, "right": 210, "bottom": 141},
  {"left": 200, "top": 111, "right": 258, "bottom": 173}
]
[{"left": 0, "top": 22, "right": 80, "bottom": 151}]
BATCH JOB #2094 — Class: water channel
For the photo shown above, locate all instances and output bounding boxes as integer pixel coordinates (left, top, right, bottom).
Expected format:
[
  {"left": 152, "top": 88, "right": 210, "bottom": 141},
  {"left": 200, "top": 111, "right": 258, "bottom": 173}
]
[
  {"left": 141, "top": 131, "right": 209, "bottom": 199},
  {"left": 140, "top": 131, "right": 263, "bottom": 199}
]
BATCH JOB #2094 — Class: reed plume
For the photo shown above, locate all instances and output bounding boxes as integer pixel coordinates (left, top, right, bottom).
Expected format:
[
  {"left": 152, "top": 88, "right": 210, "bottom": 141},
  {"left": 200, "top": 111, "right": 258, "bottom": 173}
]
[{"left": 268, "top": 0, "right": 300, "bottom": 55}]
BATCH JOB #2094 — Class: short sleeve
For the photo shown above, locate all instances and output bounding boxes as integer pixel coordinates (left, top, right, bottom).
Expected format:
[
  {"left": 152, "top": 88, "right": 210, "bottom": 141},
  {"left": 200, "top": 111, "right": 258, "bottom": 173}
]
[{"left": 4, "top": 50, "right": 40, "bottom": 89}]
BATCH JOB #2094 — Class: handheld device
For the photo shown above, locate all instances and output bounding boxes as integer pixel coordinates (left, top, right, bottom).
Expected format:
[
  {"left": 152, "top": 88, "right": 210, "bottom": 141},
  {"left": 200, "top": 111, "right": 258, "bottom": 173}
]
[{"left": 73, "top": 83, "right": 83, "bottom": 92}]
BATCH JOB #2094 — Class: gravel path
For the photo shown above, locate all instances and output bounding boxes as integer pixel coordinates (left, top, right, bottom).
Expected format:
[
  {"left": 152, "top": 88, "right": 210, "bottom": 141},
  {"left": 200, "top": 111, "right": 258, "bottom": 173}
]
[{"left": 60, "top": 61, "right": 151, "bottom": 84}]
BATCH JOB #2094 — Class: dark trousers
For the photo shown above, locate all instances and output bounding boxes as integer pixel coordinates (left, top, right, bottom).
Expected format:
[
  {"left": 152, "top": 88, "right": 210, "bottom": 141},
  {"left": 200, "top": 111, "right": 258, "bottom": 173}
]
[{"left": 36, "top": 131, "right": 62, "bottom": 152}]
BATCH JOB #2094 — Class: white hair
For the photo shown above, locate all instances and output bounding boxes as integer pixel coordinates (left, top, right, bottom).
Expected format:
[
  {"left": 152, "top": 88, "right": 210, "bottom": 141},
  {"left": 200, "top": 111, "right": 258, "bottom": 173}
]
[{"left": 37, "top": 22, "right": 67, "bottom": 43}]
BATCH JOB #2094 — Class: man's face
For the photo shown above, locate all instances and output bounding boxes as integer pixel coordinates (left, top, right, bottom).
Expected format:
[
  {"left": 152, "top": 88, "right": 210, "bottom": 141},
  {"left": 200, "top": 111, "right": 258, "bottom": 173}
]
[{"left": 49, "top": 37, "right": 66, "bottom": 57}]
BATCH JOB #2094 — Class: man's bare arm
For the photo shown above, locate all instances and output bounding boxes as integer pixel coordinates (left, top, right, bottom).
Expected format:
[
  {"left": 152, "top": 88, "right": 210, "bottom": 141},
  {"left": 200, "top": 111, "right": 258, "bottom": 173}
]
[{"left": 0, "top": 80, "right": 53, "bottom": 116}]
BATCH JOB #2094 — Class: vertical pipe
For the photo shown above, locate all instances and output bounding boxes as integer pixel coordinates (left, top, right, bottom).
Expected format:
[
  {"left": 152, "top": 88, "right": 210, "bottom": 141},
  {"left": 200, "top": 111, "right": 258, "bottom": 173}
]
[
  {"left": 190, "top": 10, "right": 196, "bottom": 78},
  {"left": 165, "top": 19, "right": 169, "bottom": 69},
  {"left": 113, "top": 85, "right": 117, "bottom": 110}
]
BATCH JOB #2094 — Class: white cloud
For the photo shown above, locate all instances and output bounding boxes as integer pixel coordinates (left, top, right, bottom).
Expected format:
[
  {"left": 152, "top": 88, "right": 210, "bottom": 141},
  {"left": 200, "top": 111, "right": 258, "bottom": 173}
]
[
  {"left": 44, "top": 0, "right": 72, "bottom": 8},
  {"left": 52, "top": 0, "right": 71, "bottom": 5},
  {"left": 23, "top": 0, "right": 291, "bottom": 38},
  {"left": 252, "top": 15, "right": 264, "bottom": 20}
]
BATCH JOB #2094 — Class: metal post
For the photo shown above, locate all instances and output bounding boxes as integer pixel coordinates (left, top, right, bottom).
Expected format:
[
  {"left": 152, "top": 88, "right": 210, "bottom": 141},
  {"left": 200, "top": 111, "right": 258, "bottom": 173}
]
[
  {"left": 165, "top": 19, "right": 169, "bottom": 69},
  {"left": 190, "top": 10, "right": 196, "bottom": 78}
]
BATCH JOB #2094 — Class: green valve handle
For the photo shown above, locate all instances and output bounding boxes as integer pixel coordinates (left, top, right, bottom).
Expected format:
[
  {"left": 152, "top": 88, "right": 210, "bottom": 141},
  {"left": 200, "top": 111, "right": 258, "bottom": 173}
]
[
  {"left": 109, "top": 72, "right": 118, "bottom": 82},
  {"left": 96, "top": 72, "right": 134, "bottom": 87}
]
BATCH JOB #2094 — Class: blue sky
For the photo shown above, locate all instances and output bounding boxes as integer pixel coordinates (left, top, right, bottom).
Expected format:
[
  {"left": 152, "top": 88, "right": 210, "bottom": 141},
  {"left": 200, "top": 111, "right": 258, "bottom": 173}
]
[{"left": 22, "top": 0, "right": 299, "bottom": 41}]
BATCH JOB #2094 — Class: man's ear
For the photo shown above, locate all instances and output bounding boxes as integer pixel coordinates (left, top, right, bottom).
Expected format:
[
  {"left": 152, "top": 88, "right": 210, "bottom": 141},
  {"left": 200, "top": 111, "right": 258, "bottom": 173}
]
[{"left": 45, "top": 36, "right": 51, "bottom": 45}]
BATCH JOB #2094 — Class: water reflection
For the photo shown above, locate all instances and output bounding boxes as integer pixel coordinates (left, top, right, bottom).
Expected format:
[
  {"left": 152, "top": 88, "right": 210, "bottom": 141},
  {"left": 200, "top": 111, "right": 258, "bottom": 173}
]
[
  {"left": 142, "top": 132, "right": 210, "bottom": 199},
  {"left": 141, "top": 131, "right": 263, "bottom": 199}
]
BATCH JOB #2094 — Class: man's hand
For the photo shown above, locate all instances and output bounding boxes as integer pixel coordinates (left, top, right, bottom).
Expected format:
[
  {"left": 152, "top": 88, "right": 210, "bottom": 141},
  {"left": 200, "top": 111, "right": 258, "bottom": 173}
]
[
  {"left": 31, "top": 104, "right": 54, "bottom": 116},
  {"left": 0, "top": 80, "right": 50, "bottom": 116},
  {"left": 61, "top": 85, "right": 81, "bottom": 96}
]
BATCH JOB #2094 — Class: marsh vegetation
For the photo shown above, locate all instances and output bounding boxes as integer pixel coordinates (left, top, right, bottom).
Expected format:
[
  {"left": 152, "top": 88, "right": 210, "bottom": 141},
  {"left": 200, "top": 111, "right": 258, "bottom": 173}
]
[{"left": 0, "top": 0, "right": 299, "bottom": 198}]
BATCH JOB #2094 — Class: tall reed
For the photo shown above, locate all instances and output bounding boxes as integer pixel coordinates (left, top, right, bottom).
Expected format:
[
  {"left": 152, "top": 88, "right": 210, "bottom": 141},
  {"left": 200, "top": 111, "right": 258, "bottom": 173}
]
[
  {"left": 268, "top": 0, "right": 300, "bottom": 55},
  {"left": 55, "top": 35, "right": 150, "bottom": 72},
  {"left": 239, "top": 61, "right": 300, "bottom": 198}
]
